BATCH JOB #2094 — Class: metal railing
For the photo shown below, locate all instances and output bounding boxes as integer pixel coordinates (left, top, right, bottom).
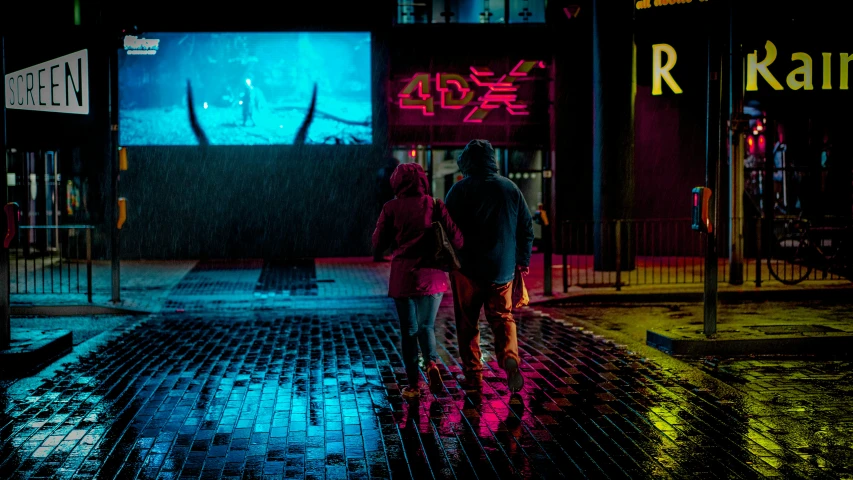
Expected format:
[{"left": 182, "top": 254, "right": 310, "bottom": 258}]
[
  {"left": 9, "top": 225, "right": 93, "bottom": 302},
  {"left": 560, "top": 217, "right": 848, "bottom": 291}
]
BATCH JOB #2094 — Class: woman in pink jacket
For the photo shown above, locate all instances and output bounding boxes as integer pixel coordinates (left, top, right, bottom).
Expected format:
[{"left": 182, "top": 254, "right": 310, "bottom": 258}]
[{"left": 372, "top": 163, "right": 464, "bottom": 399}]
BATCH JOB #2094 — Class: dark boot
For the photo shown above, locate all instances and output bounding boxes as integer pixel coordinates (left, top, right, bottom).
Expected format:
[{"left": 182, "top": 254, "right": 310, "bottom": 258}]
[
  {"left": 426, "top": 362, "right": 443, "bottom": 393},
  {"left": 456, "top": 372, "right": 483, "bottom": 390},
  {"left": 504, "top": 358, "right": 524, "bottom": 393}
]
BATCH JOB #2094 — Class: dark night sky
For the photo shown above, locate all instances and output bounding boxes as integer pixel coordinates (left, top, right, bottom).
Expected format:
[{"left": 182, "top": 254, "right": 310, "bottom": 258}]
[{"left": 2, "top": 0, "right": 391, "bottom": 33}]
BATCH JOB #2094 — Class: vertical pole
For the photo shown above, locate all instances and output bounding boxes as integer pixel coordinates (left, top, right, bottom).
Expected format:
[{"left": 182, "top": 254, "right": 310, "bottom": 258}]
[
  {"left": 704, "top": 16, "right": 723, "bottom": 337},
  {"left": 0, "top": 219, "right": 9, "bottom": 348},
  {"left": 755, "top": 216, "right": 762, "bottom": 287},
  {"left": 543, "top": 155, "right": 554, "bottom": 296},
  {"left": 615, "top": 219, "right": 622, "bottom": 291},
  {"left": 86, "top": 228, "right": 92, "bottom": 303},
  {"left": 109, "top": 45, "right": 121, "bottom": 303},
  {"left": 106, "top": 42, "right": 121, "bottom": 303},
  {"left": 1, "top": 35, "right": 5, "bottom": 151},
  {"left": 728, "top": 0, "right": 745, "bottom": 285},
  {"left": 426, "top": 148, "right": 433, "bottom": 195},
  {"left": 545, "top": 51, "right": 557, "bottom": 297},
  {"left": 592, "top": 0, "right": 635, "bottom": 271},
  {"left": 1, "top": 35, "right": 9, "bottom": 350},
  {"left": 729, "top": 133, "right": 745, "bottom": 284}
]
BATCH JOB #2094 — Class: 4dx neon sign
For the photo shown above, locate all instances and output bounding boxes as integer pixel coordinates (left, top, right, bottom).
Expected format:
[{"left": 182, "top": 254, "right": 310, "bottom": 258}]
[{"left": 398, "top": 60, "right": 545, "bottom": 123}]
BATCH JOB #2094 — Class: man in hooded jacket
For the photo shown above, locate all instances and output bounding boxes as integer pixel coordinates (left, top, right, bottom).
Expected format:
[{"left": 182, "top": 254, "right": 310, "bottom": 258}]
[{"left": 445, "top": 139, "right": 534, "bottom": 392}]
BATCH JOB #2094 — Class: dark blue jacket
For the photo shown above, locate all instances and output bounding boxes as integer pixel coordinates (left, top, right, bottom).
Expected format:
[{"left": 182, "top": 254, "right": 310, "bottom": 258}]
[{"left": 445, "top": 148, "right": 534, "bottom": 285}]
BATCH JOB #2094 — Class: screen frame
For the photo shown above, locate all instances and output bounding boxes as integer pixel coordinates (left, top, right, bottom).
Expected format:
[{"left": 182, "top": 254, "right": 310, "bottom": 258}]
[{"left": 117, "top": 30, "right": 376, "bottom": 148}]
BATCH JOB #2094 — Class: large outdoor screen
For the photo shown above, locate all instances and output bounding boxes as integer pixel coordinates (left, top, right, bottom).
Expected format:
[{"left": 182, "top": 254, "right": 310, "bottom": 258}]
[{"left": 118, "top": 32, "right": 372, "bottom": 146}]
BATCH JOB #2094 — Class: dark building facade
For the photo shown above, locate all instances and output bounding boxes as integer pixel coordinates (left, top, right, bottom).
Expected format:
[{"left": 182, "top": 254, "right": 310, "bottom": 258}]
[
  {"left": 634, "top": 0, "right": 853, "bottom": 281},
  {"left": 3, "top": 0, "right": 577, "bottom": 259}
]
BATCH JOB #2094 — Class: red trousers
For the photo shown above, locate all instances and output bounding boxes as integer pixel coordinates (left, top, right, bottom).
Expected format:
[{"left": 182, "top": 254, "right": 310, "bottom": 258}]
[{"left": 450, "top": 271, "right": 519, "bottom": 373}]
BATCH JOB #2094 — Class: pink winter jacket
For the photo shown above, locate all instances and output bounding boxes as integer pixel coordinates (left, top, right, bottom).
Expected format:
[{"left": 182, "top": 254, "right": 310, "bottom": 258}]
[{"left": 372, "top": 163, "right": 464, "bottom": 298}]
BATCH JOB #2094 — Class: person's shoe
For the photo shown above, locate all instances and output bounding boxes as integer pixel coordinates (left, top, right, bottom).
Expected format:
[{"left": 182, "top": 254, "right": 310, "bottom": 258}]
[
  {"left": 455, "top": 372, "right": 483, "bottom": 390},
  {"left": 504, "top": 358, "right": 524, "bottom": 393},
  {"left": 426, "top": 362, "right": 443, "bottom": 392},
  {"left": 401, "top": 385, "right": 421, "bottom": 399}
]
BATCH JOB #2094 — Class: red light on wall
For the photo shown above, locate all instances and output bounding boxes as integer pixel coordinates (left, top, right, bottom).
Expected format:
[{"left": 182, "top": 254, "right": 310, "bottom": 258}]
[{"left": 409, "top": 149, "right": 416, "bottom": 158}]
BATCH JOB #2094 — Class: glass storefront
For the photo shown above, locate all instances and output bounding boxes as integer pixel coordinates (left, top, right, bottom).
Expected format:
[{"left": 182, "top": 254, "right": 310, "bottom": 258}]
[
  {"left": 741, "top": 106, "right": 853, "bottom": 222},
  {"left": 396, "top": 0, "right": 546, "bottom": 24},
  {"left": 391, "top": 146, "right": 545, "bottom": 239},
  {"left": 5, "top": 148, "right": 90, "bottom": 256}
]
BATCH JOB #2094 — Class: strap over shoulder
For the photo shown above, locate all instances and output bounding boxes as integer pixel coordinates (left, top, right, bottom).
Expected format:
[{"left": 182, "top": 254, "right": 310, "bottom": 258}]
[{"left": 432, "top": 197, "right": 439, "bottom": 222}]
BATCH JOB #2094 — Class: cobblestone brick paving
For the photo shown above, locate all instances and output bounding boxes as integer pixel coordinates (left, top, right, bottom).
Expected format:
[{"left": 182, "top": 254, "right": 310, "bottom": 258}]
[
  {"left": 164, "top": 260, "right": 393, "bottom": 313},
  {"left": 696, "top": 357, "right": 853, "bottom": 478},
  {"left": 1, "top": 303, "right": 846, "bottom": 478},
  {"left": 255, "top": 260, "right": 318, "bottom": 296},
  {"left": 313, "top": 258, "right": 390, "bottom": 298},
  {"left": 11, "top": 260, "right": 198, "bottom": 313}
]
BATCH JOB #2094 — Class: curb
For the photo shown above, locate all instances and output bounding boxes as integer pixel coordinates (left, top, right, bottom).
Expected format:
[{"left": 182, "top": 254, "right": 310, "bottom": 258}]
[
  {"left": 0, "top": 328, "right": 73, "bottom": 378},
  {"left": 529, "top": 285, "right": 853, "bottom": 305},
  {"left": 11, "top": 305, "right": 152, "bottom": 316},
  {"left": 646, "top": 330, "right": 853, "bottom": 357}
]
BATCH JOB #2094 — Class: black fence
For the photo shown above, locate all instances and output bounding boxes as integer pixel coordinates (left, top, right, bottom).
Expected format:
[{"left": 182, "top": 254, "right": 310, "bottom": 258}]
[
  {"left": 9, "top": 225, "right": 93, "bottom": 302},
  {"left": 560, "top": 217, "right": 849, "bottom": 291}
]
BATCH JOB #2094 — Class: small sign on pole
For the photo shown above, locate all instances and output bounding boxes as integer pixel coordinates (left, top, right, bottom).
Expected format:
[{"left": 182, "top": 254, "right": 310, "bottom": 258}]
[{"left": 691, "top": 186, "right": 713, "bottom": 233}]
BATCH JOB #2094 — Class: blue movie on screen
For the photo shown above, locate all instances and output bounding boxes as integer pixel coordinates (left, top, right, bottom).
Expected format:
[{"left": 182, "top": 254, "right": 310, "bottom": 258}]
[{"left": 118, "top": 32, "right": 373, "bottom": 146}]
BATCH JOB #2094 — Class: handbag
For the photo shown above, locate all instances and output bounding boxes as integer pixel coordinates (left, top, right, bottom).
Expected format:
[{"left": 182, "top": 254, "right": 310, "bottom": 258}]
[
  {"left": 416, "top": 197, "right": 461, "bottom": 272},
  {"left": 512, "top": 267, "right": 529, "bottom": 309}
]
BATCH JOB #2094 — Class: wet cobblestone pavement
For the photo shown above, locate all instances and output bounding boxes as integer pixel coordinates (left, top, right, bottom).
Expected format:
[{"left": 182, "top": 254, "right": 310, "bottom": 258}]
[
  {"left": 697, "top": 357, "right": 853, "bottom": 477},
  {"left": 2, "top": 301, "right": 851, "bottom": 478}
]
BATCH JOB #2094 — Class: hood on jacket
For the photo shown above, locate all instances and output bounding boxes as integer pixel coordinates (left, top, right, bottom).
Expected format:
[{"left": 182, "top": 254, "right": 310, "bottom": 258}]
[
  {"left": 457, "top": 139, "right": 499, "bottom": 176},
  {"left": 390, "top": 162, "right": 429, "bottom": 197}
]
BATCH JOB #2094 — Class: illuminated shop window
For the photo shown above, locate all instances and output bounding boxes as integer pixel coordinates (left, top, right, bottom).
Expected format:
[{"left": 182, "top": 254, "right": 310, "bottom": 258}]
[
  {"left": 457, "top": 0, "right": 506, "bottom": 23},
  {"left": 508, "top": 0, "right": 545, "bottom": 23},
  {"left": 397, "top": 1, "right": 430, "bottom": 24},
  {"left": 432, "top": 0, "right": 460, "bottom": 23},
  {"left": 399, "top": 0, "right": 545, "bottom": 24}
]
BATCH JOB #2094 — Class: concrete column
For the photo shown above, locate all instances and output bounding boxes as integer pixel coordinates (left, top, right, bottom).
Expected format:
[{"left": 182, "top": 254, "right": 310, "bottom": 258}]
[{"left": 592, "top": 0, "right": 635, "bottom": 271}]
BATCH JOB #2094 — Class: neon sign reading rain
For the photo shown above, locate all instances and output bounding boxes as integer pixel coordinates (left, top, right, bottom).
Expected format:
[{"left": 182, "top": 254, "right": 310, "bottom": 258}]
[{"left": 397, "top": 60, "right": 546, "bottom": 123}]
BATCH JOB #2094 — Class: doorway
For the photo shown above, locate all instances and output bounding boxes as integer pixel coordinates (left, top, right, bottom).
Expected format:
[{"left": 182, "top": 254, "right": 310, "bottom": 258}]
[{"left": 391, "top": 146, "right": 546, "bottom": 239}]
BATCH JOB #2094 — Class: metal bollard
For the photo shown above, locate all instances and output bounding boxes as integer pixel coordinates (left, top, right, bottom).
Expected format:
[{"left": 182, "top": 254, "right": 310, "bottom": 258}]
[
  {"left": 2, "top": 203, "right": 21, "bottom": 350},
  {"left": 615, "top": 220, "right": 622, "bottom": 291},
  {"left": 86, "top": 228, "right": 93, "bottom": 303},
  {"left": 755, "top": 217, "right": 762, "bottom": 288}
]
